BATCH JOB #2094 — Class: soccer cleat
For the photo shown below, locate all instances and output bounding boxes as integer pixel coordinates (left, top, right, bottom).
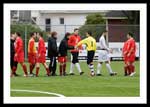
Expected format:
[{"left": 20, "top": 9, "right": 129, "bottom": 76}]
[
  {"left": 69, "top": 73, "right": 75, "bottom": 75},
  {"left": 52, "top": 73, "right": 57, "bottom": 76},
  {"left": 14, "top": 73, "right": 20, "bottom": 77},
  {"left": 96, "top": 74, "right": 102, "bottom": 76},
  {"left": 80, "top": 72, "right": 84, "bottom": 75},
  {"left": 110, "top": 72, "right": 117, "bottom": 76},
  {"left": 129, "top": 72, "right": 136, "bottom": 77},
  {"left": 23, "top": 74, "right": 28, "bottom": 77},
  {"left": 29, "top": 73, "right": 35, "bottom": 77}
]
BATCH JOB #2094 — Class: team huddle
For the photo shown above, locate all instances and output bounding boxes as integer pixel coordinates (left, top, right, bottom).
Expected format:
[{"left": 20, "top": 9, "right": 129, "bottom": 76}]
[{"left": 10, "top": 28, "right": 136, "bottom": 77}]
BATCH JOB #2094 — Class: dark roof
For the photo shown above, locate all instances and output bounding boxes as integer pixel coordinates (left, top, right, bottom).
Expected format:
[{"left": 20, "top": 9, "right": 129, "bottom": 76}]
[{"left": 106, "top": 11, "right": 129, "bottom": 17}]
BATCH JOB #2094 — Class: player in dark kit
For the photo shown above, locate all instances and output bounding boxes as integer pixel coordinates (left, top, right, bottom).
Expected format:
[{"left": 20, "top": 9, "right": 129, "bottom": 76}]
[
  {"left": 47, "top": 31, "right": 58, "bottom": 76},
  {"left": 10, "top": 33, "right": 18, "bottom": 77},
  {"left": 58, "top": 32, "right": 74, "bottom": 76}
]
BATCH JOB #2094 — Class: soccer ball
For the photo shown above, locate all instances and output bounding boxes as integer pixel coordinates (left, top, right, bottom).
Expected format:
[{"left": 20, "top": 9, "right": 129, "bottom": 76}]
[{"left": 90, "top": 71, "right": 95, "bottom": 77}]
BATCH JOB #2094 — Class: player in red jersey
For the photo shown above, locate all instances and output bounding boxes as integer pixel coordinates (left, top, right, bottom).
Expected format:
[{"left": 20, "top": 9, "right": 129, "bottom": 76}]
[
  {"left": 28, "top": 32, "right": 37, "bottom": 76},
  {"left": 68, "top": 28, "right": 84, "bottom": 75},
  {"left": 36, "top": 32, "right": 50, "bottom": 77},
  {"left": 122, "top": 32, "right": 136, "bottom": 76},
  {"left": 14, "top": 32, "right": 28, "bottom": 77}
]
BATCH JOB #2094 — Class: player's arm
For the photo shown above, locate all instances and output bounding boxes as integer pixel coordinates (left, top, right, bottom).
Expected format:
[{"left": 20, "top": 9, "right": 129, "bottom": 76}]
[
  {"left": 68, "top": 36, "right": 74, "bottom": 46},
  {"left": 76, "top": 38, "right": 87, "bottom": 48}
]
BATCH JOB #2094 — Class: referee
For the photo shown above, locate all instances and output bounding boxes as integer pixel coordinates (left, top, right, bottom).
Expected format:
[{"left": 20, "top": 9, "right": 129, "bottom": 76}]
[{"left": 75, "top": 31, "right": 96, "bottom": 76}]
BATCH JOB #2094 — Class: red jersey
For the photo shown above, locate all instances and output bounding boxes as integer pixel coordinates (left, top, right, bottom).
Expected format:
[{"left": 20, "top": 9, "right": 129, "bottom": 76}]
[
  {"left": 68, "top": 34, "right": 81, "bottom": 52},
  {"left": 126, "top": 38, "right": 136, "bottom": 56},
  {"left": 14, "top": 36, "right": 24, "bottom": 62},
  {"left": 38, "top": 37, "right": 46, "bottom": 55},
  {"left": 28, "top": 38, "right": 36, "bottom": 55},
  {"left": 15, "top": 36, "right": 24, "bottom": 55}
]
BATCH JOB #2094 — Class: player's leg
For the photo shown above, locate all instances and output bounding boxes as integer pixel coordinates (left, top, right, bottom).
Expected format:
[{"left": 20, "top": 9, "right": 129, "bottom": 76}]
[
  {"left": 63, "top": 62, "right": 67, "bottom": 76},
  {"left": 20, "top": 62, "right": 28, "bottom": 76},
  {"left": 69, "top": 52, "right": 75, "bottom": 75},
  {"left": 74, "top": 52, "right": 82, "bottom": 74},
  {"left": 105, "top": 61, "right": 117, "bottom": 76},
  {"left": 43, "top": 62, "right": 50, "bottom": 76},
  {"left": 10, "top": 58, "right": 18, "bottom": 77},
  {"left": 129, "top": 61, "right": 136, "bottom": 76},
  {"left": 53, "top": 57, "right": 57, "bottom": 75},
  {"left": 59, "top": 62, "right": 63, "bottom": 76},
  {"left": 35, "top": 62, "right": 40, "bottom": 77},
  {"left": 87, "top": 51, "right": 95, "bottom": 76},
  {"left": 97, "top": 62, "right": 103, "bottom": 76},
  {"left": 124, "top": 61, "right": 129, "bottom": 76}
]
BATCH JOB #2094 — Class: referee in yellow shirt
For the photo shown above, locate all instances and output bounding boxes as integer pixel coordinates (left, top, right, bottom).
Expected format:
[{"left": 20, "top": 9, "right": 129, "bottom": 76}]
[{"left": 75, "top": 31, "right": 96, "bottom": 76}]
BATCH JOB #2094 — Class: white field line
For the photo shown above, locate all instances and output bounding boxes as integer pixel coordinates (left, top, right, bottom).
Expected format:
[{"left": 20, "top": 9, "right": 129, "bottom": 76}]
[{"left": 11, "top": 89, "right": 66, "bottom": 97}]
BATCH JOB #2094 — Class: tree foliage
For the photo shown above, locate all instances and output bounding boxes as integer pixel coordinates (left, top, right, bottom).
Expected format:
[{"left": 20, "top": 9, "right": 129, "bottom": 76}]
[{"left": 79, "top": 13, "right": 106, "bottom": 41}]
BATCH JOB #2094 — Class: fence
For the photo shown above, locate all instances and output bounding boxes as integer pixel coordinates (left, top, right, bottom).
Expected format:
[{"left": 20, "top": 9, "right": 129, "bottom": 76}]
[{"left": 11, "top": 24, "right": 140, "bottom": 61}]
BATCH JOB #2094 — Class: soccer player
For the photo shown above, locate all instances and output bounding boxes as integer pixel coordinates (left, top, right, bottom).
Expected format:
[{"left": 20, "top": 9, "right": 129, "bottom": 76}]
[
  {"left": 122, "top": 32, "right": 136, "bottom": 76},
  {"left": 68, "top": 28, "right": 84, "bottom": 75},
  {"left": 58, "top": 32, "right": 74, "bottom": 76},
  {"left": 36, "top": 32, "right": 50, "bottom": 77},
  {"left": 97, "top": 30, "right": 117, "bottom": 76},
  {"left": 10, "top": 33, "right": 18, "bottom": 77},
  {"left": 75, "top": 31, "right": 96, "bottom": 76},
  {"left": 14, "top": 32, "right": 28, "bottom": 77},
  {"left": 47, "top": 31, "right": 58, "bottom": 76},
  {"left": 28, "top": 32, "right": 37, "bottom": 76}
]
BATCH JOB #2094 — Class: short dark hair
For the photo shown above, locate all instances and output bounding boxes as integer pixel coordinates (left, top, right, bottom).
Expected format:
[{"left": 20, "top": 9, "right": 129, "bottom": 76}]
[
  {"left": 128, "top": 32, "right": 133, "bottom": 37},
  {"left": 51, "top": 31, "right": 57, "bottom": 37},
  {"left": 15, "top": 32, "right": 21, "bottom": 37},
  {"left": 74, "top": 28, "right": 79, "bottom": 32},
  {"left": 65, "top": 32, "right": 71, "bottom": 37},
  {"left": 87, "top": 31, "right": 92, "bottom": 36},
  {"left": 30, "top": 32, "right": 34, "bottom": 37},
  {"left": 38, "top": 32, "right": 43, "bottom": 37}
]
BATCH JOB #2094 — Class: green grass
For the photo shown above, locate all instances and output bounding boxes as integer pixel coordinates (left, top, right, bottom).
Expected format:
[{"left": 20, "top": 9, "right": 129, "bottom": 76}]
[{"left": 11, "top": 61, "right": 139, "bottom": 97}]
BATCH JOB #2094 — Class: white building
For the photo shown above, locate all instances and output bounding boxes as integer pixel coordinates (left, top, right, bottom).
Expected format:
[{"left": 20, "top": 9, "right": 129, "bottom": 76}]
[{"left": 30, "top": 10, "right": 108, "bottom": 41}]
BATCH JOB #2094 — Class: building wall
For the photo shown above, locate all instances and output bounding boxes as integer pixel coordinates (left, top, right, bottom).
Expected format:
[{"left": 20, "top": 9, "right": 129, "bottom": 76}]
[
  {"left": 108, "top": 19, "right": 139, "bottom": 42},
  {"left": 36, "top": 13, "right": 87, "bottom": 41}
]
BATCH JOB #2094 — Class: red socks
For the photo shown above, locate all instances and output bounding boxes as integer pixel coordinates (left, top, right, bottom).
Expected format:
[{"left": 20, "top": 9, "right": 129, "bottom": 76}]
[
  {"left": 46, "top": 68, "right": 50, "bottom": 76},
  {"left": 59, "top": 64, "right": 66, "bottom": 76},
  {"left": 59, "top": 65, "right": 63, "bottom": 76},
  {"left": 124, "top": 66, "right": 128, "bottom": 75},
  {"left": 36, "top": 67, "right": 40, "bottom": 76},
  {"left": 63, "top": 64, "right": 66, "bottom": 73},
  {"left": 22, "top": 64, "right": 28, "bottom": 75},
  {"left": 12, "top": 66, "right": 17, "bottom": 74}
]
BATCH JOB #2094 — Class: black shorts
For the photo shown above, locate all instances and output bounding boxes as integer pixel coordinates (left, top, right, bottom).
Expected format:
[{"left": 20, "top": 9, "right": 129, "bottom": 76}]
[
  {"left": 87, "top": 51, "right": 95, "bottom": 64},
  {"left": 10, "top": 56, "right": 18, "bottom": 69},
  {"left": 71, "top": 52, "right": 79, "bottom": 64}
]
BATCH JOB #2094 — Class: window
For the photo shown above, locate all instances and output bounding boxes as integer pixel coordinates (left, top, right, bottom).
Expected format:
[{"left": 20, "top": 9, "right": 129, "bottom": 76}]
[
  {"left": 60, "top": 18, "right": 64, "bottom": 24},
  {"left": 45, "top": 18, "right": 51, "bottom": 32}
]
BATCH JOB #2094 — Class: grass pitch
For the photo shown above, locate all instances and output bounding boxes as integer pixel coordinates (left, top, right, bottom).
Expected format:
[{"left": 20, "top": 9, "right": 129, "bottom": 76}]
[{"left": 11, "top": 61, "right": 139, "bottom": 97}]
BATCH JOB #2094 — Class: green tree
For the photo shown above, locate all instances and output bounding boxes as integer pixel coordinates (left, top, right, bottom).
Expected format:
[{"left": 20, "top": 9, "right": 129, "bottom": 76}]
[{"left": 79, "top": 13, "right": 106, "bottom": 41}]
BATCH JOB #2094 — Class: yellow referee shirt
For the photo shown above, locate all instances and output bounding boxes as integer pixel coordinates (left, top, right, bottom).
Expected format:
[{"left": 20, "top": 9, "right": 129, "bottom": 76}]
[{"left": 77, "top": 36, "right": 96, "bottom": 51}]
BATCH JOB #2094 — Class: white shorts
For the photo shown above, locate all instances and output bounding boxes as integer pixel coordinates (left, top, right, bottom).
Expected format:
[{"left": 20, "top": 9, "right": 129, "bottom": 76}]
[{"left": 98, "top": 50, "right": 110, "bottom": 62}]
